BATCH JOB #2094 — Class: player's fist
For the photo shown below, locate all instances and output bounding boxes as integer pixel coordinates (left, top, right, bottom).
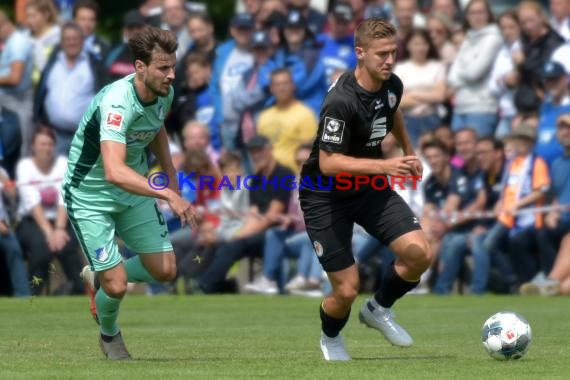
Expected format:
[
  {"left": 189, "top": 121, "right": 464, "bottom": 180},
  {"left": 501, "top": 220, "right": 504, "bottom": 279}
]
[{"left": 381, "top": 156, "right": 419, "bottom": 176}]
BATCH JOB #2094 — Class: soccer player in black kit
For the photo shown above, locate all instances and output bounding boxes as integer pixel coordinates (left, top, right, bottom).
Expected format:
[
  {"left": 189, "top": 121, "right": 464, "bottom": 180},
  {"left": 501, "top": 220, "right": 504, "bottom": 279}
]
[{"left": 299, "top": 19, "right": 433, "bottom": 361}]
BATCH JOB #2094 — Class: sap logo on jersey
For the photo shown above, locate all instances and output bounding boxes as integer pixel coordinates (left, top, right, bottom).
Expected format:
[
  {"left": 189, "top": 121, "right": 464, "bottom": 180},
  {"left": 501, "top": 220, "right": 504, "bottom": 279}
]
[
  {"left": 321, "top": 117, "right": 345, "bottom": 144},
  {"left": 127, "top": 130, "right": 157, "bottom": 143}
]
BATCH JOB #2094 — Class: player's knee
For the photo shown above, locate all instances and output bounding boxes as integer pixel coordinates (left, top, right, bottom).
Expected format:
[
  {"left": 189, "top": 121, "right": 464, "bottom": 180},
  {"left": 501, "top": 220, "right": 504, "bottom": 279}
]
[
  {"left": 104, "top": 280, "right": 128, "bottom": 298},
  {"left": 152, "top": 265, "right": 177, "bottom": 282},
  {"left": 333, "top": 283, "right": 359, "bottom": 307},
  {"left": 403, "top": 239, "right": 433, "bottom": 274}
]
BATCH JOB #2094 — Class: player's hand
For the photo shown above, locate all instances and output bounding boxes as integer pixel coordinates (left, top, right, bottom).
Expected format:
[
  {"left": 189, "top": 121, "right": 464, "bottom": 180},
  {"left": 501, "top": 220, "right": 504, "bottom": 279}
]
[
  {"left": 382, "top": 156, "right": 419, "bottom": 176},
  {"left": 168, "top": 195, "right": 198, "bottom": 229},
  {"left": 409, "top": 156, "right": 423, "bottom": 178}
]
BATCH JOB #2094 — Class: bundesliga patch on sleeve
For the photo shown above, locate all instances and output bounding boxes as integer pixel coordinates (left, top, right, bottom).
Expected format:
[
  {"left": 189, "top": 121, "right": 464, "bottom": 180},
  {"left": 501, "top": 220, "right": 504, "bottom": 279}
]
[
  {"left": 321, "top": 117, "right": 345, "bottom": 144},
  {"left": 105, "top": 112, "right": 124, "bottom": 131}
]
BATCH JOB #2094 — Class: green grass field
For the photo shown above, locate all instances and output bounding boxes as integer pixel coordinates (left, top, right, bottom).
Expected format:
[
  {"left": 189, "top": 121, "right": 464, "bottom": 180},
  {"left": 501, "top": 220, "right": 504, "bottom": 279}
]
[{"left": 1, "top": 294, "right": 568, "bottom": 379}]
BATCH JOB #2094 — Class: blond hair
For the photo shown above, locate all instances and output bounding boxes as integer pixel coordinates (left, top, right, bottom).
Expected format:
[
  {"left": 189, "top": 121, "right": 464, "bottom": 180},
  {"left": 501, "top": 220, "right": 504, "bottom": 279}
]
[{"left": 355, "top": 19, "right": 397, "bottom": 49}]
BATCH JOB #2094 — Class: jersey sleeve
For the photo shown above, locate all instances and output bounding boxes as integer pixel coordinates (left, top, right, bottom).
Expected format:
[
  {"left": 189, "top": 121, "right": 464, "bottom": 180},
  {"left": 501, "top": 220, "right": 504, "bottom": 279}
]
[
  {"left": 318, "top": 93, "right": 353, "bottom": 153},
  {"left": 99, "top": 88, "right": 133, "bottom": 144}
]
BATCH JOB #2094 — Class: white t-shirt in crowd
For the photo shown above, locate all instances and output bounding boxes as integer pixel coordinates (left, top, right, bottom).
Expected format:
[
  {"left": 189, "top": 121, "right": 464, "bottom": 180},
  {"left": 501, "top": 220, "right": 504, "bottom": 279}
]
[
  {"left": 394, "top": 59, "right": 446, "bottom": 117},
  {"left": 16, "top": 156, "right": 67, "bottom": 221}
]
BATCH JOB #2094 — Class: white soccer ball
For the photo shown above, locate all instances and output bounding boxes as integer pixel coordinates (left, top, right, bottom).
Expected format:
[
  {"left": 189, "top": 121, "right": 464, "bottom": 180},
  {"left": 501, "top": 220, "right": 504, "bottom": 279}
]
[{"left": 481, "top": 311, "right": 532, "bottom": 361}]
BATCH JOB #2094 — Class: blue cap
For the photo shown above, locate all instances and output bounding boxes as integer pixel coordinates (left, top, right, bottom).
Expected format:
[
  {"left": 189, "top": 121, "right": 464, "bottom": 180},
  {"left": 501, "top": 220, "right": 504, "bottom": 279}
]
[
  {"left": 250, "top": 30, "right": 272, "bottom": 48},
  {"left": 231, "top": 13, "right": 255, "bottom": 29},
  {"left": 542, "top": 60, "right": 566, "bottom": 80},
  {"left": 364, "top": 5, "right": 390, "bottom": 20},
  {"left": 246, "top": 135, "right": 270, "bottom": 149},
  {"left": 284, "top": 9, "right": 307, "bottom": 28}
]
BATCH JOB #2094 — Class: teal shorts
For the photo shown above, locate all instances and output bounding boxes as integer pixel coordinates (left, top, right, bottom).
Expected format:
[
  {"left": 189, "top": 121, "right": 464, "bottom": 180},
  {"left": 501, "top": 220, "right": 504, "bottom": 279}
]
[{"left": 63, "top": 187, "right": 173, "bottom": 272}]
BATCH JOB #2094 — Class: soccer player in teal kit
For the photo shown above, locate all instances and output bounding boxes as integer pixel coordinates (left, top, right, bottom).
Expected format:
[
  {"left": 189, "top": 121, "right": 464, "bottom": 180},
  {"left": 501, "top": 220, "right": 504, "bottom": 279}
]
[{"left": 62, "top": 26, "right": 196, "bottom": 360}]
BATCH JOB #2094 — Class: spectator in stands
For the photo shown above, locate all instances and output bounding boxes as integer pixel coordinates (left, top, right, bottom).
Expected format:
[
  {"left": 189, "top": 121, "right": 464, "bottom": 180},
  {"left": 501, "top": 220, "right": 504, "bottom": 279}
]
[
  {"left": 535, "top": 60, "right": 570, "bottom": 166},
  {"left": 196, "top": 135, "right": 292, "bottom": 294},
  {"left": 256, "top": 0, "right": 287, "bottom": 31},
  {"left": 467, "top": 136, "right": 510, "bottom": 294},
  {"left": 72, "top": 0, "right": 109, "bottom": 60},
  {"left": 16, "top": 127, "right": 83, "bottom": 296},
  {"left": 431, "top": 0, "right": 462, "bottom": 27},
  {"left": 160, "top": 0, "right": 191, "bottom": 62},
  {"left": 257, "top": 68, "right": 318, "bottom": 174},
  {"left": 181, "top": 120, "right": 220, "bottom": 168},
  {"left": 513, "top": 1, "right": 564, "bottom": 119},
  {"left": 286, "top": 0, "right": 327, "bottom": 35},
  {"left": 447, "top": 0, "right": 502, "bottom": 137},
  {"left": 185, "top": 12, "right": 217, "bottom": 64},
  {"left": 244, "top": 144, "right": 319, "bottom": 295},
  {"left": 275, "top": 9, "right": 327, "bottom": 116},
  {"left": 0, "top": 10, "right": 34, "bottom": 158},
  {"left": 210, "top": 13, "right": 255, "bottom": 151},
  {"left": 0, "top": 167, "right": 31, "bottom": 297},
  {"left": 395, "top": 28, "right": 447, "bottom": 148},
  {"left": 103, "top": 10, "right": 147, "bottom": 84},
  {"left": 393, "top": 0, "right": 426, "bottom": 62},
  {"left": 167, "top": 53, "right": 218, "bottom": 147},
  {"left": 35, "top": 22, "right": 105, "bottom": 156},
  {"left": 232, "top": 30, "right": 279, "bottom": 149},
  {"left": 520, "top": 113, "right": 570, "bottom": 295},
  {"left": 426, "top": 12, "right": 457, "bottom": 69},
  {"left": 433, "top": 124, "right": 462, "bottom": 166},
  {"left": 488, "top": 10, "right": 522, "bottom": 139},
  {"left": 131, "top": 0, "right": 162, "bottom": 27},
  {"left": 421, "top": 140, "right": 454, "bottom": 263},
  {"left": 433, "top": 127, "right": 487, "bottom": 294},
  {"left": 242, "top": 0, "right": 263, "bottom": 17},
  {"left": 483, "top": 124, "right": 551, "bottom": 288},
  {"left": 549, "top": 0, "right": 570, "bottom": 41},
  {"left": 25, "top": 0, "right": 61, "bottom": 83},
  {"left": 318, "top": 2, "right": 357, "bottom": 87}
]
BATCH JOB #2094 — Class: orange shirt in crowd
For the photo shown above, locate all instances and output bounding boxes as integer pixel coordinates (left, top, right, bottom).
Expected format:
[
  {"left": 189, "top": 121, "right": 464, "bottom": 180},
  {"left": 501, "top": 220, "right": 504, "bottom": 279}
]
[{"left": 498, "top": 155, "right": 550, "bottom": 229}]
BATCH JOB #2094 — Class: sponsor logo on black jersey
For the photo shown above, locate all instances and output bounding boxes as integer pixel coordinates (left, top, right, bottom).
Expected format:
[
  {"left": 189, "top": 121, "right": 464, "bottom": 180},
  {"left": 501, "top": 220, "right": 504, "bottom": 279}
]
[{"left": 322, "top": 117, "right": 345, "bottom": 144}]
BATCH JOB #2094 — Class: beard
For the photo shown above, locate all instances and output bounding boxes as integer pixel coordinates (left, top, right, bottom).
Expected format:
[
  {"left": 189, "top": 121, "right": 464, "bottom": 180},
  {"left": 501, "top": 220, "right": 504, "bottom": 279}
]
[{"left": 145, "top": 79, "right": 170, "bottom": 97}]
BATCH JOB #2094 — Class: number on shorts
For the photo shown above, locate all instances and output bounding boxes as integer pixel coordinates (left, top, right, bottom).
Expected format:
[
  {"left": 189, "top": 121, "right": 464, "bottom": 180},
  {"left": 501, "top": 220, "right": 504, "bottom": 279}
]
[{"left": 154, "top": 203, "right": 166, "bottom": 226}]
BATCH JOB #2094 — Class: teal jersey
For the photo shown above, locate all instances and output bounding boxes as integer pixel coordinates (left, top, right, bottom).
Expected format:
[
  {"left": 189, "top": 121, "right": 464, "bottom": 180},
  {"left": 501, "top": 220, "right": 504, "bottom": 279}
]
[{"left": 63, "top": 73, "right": 173, "bottom": 206}]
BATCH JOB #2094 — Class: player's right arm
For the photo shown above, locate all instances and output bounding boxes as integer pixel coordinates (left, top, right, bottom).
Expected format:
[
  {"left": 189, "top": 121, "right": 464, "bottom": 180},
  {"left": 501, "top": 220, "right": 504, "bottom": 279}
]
[{"left": 316, "top": 97, "right": 417, "bottom": 177}]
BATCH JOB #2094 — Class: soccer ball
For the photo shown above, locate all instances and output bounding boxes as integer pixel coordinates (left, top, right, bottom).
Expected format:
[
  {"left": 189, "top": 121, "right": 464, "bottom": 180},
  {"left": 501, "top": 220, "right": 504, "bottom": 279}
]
[{"left": 481, "top": 311, "right": 532, "bottom": 361}]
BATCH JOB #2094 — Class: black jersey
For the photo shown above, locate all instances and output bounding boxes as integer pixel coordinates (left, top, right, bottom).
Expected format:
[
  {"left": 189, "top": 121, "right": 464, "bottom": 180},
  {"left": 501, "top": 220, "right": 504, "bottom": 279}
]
[{"left": 300, "top": 70, "right": 403, "bottom": 194}]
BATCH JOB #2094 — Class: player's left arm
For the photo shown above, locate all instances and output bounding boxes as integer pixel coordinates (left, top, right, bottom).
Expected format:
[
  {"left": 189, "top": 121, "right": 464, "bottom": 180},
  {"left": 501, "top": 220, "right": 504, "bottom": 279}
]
[
  {"left": 391, "top": 108, "right": 422, "bottom": 177},
  {"left": 148, "top": 125, "right": 179, "bottom": 194}
]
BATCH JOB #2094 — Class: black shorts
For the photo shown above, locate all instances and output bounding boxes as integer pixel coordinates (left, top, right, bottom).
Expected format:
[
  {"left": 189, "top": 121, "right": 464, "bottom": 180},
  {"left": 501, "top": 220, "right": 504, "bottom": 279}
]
[{"left": 299, "top": 188, "right": 421, "bottom": 272}]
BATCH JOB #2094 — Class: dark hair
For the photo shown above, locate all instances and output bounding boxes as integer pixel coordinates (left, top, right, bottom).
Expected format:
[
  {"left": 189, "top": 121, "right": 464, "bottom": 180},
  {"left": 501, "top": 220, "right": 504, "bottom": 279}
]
[
  {"left": 297, "top": 142, "right": 313, "bottom": 152},
  {"left": 72, "top": 0, "right": 99, "bottom": 19},
  {"left": 183, "top": 148, "right": 214, "bottom": 175},
  {"left": 355, "top": 18, "right": 397, "bottom": 49},
  {"left": 462, "top": 0, "right": 494, "bottom": 31},
  {"left": 218, "top": 151, "right": 242, "bottom": 169},
  {"left": 420, "top": 139, "right": 449, "bottom": 155},
  {"left": 497, "top": 9, "right": 519, "bottom": 25},
  {"left": 184, "top": 52, "right": 211, "bottom": 68},
  {"left": 477, "top": 136, "right": 504, "bottom": 151},
  {"left": 128, "top": 26, "right": 178, "bottom": 65},
  {"left": 187, "top": 11, "right": 212, "bottom": 25},
  {"left": 270, "top": 67, "right": 293, "bottom": 81},
  {"left": 404, "top": 28, "right": 440, "bottom": 60},
  {"left": 32, "top": 126, "right": 56, "bottom": 145},
  {"left": 61, "top": 21, "right": 84, "bottom": 39}
]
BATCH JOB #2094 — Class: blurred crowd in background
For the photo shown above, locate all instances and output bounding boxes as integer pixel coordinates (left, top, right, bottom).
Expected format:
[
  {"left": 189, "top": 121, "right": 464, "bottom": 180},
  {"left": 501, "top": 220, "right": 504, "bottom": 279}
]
[{"left": 1, "top": 0, "right": 570, "bottom": 298}]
